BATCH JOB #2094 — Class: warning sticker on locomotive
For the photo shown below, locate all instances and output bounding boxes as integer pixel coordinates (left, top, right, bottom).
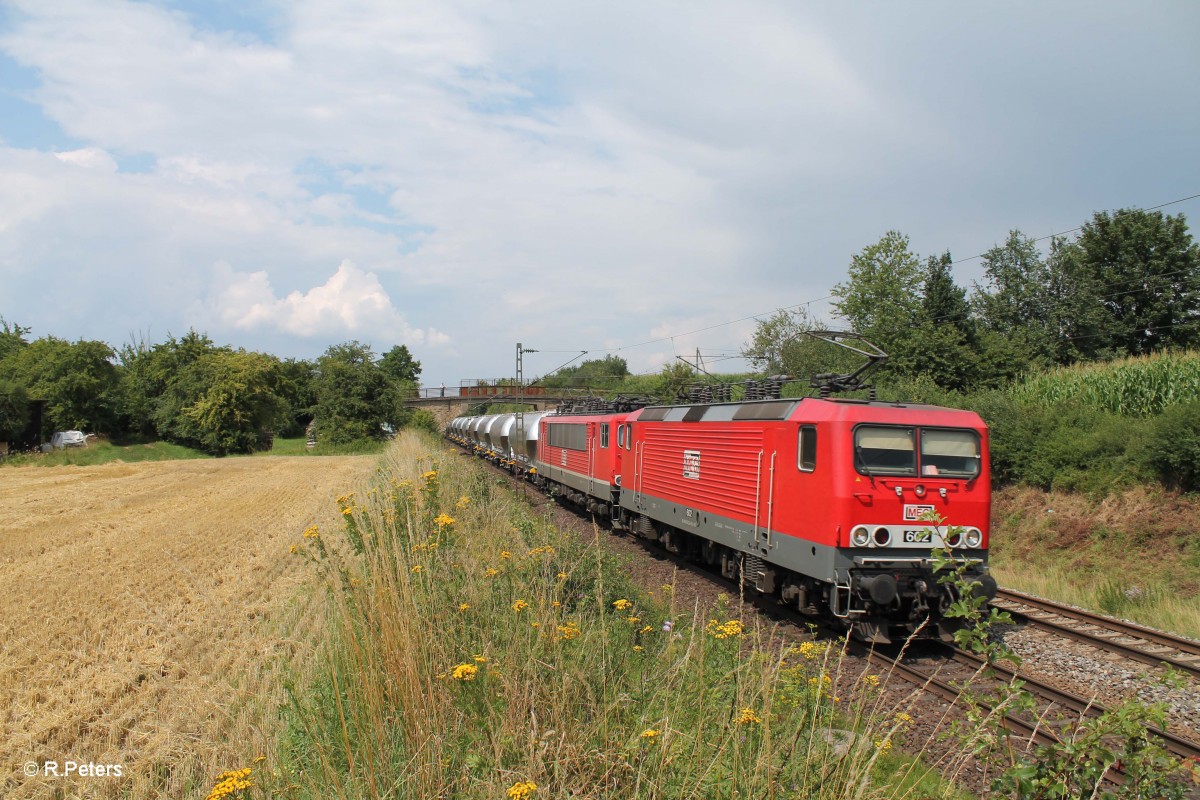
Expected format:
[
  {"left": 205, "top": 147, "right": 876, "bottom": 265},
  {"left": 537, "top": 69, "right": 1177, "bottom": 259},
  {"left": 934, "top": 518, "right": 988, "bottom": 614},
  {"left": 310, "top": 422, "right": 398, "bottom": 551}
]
[
  {"left": 903, "top": 504, "right": 936, "bottom": 521},
  {"left": 682, "top": 450, "right": 701, "bottom": 479}
]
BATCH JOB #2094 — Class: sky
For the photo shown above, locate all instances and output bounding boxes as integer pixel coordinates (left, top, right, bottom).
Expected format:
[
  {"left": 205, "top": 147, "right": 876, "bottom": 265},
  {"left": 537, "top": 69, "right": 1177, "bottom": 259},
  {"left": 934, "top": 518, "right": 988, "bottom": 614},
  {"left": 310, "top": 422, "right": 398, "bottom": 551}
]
[{"left": 1, "top": 1, "right": 1198, "bottom": 389}]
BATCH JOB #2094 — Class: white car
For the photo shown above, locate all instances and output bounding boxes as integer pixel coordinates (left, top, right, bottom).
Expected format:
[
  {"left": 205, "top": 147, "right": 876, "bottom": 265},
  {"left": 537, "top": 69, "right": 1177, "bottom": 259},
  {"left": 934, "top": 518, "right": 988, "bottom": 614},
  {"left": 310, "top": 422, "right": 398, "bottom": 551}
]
[{"left": 50, "top": 430, "right": 88, "bottom": 449}]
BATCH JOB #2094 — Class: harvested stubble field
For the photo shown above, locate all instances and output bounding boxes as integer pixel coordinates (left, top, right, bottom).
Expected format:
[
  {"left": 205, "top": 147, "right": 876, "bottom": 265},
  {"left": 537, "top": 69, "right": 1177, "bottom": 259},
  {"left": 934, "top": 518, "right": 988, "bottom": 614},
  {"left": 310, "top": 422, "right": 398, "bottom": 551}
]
[{"left": 0, "top": 454, "right": 377, "bottom": 799}]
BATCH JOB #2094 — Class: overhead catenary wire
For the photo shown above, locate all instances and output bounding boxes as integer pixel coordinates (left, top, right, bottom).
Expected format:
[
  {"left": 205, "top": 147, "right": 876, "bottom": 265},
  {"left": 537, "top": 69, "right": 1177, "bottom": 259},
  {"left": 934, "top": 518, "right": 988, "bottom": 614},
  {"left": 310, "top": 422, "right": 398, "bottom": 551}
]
[{"left": 534, "top": 190, "right": 1200, "bottom": 367}]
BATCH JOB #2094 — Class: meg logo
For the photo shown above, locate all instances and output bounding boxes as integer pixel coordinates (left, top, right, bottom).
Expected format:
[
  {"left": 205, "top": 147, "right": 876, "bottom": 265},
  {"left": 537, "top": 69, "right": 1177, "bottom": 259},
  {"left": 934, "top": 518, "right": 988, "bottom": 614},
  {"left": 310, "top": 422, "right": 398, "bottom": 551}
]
[
  {"left": 903, "top": 504, "right": 935, "bottom": 521},
  {"left": 682, "top": 450, "right": 701, "bottom": 479}
]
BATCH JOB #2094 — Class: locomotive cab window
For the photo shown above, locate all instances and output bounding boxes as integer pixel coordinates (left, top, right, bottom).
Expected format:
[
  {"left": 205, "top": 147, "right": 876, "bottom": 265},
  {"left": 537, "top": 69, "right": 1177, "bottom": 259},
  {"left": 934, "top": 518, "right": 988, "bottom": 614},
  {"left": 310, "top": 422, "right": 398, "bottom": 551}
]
[
  {"left": 854, "top": 426, "right": 916, "bottom": 476},
  {"left": 798, "top": 425, "right": 817, "bottom": 472},
  {"left": 920, "top": 428, "right": 980, "bottom": 478},
  {"left": 600, "top": 423, "right": 609, "bottom": 448},
  {"left": 617, "top": 424, "right": 626, "bottom": 449}
]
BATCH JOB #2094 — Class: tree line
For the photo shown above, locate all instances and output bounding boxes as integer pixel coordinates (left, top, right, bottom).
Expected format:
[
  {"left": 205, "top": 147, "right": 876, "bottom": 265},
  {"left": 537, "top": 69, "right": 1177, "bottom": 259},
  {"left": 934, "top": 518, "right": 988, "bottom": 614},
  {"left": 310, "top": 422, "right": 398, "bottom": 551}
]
[
  {"left": 0, "top": 325, "right": 425, "bottom": 455},
  {"left": 744, "top": 207, "right": 1200, "bottom": 391}
]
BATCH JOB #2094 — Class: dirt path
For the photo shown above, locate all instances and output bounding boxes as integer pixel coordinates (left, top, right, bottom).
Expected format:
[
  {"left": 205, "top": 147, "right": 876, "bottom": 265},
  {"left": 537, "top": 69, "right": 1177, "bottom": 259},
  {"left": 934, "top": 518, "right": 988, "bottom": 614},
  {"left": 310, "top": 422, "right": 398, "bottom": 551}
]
[{"left": 0, "top": 455, "right": 377, "bottom": 798}]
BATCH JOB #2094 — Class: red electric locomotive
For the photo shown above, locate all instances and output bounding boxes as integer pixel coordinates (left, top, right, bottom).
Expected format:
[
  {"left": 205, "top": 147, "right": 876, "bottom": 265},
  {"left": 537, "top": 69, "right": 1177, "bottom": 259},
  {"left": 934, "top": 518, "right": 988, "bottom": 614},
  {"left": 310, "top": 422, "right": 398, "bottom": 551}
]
[{"left": 454, "top": 336, "right": 997, "bottom": 643}]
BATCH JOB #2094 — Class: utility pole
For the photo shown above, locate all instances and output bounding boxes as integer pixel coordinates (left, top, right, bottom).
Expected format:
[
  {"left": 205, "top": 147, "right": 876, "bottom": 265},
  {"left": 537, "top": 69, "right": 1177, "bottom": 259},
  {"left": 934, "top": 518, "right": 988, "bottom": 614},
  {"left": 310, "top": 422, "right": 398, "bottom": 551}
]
[{"left": 515, "top": 343, "right": 537, "bottom": 448}]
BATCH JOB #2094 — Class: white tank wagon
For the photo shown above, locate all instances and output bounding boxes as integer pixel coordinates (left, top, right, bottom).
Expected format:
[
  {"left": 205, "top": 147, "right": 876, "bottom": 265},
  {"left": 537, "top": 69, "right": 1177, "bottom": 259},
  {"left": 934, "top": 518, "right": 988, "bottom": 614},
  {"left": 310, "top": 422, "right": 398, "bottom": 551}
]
[{"left": 445, "top": 410, "right": 555, "bottom": 476}]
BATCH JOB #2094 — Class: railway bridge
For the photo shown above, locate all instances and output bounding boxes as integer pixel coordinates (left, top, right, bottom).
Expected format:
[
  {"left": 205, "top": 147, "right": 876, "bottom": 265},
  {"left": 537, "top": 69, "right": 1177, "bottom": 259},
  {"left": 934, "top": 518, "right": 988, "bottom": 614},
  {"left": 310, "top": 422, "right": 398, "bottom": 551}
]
[{"left": 404, "top": 384, "right": 573, "bottom": 429}]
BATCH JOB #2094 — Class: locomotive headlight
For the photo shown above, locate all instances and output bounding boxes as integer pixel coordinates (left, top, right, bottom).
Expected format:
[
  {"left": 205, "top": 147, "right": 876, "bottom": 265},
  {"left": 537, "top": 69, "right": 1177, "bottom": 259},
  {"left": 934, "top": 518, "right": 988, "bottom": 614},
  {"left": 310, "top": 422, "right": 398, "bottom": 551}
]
[
  {"left": 914, "top": 484, "right": 926, "bottom": 498},
  {"left": 851, "top": 526, "right": 870, "bottom": 547},
  {"left": 872, "top": 527, "right": 891, "bottom": 547},
  {"left": 965, "top": 528, "right": 983, "bottom": 548}
]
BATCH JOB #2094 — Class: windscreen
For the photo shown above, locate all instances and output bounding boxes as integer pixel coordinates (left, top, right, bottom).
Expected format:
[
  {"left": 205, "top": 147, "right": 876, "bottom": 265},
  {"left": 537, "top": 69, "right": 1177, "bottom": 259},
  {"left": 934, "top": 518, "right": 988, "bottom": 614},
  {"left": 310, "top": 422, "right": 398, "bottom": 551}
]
[
  {"left": 854, "top": 426, "right": 916, "bottom": 476},
  {"left": 919, "top": 428, "right": 981, "bottom": 478}
]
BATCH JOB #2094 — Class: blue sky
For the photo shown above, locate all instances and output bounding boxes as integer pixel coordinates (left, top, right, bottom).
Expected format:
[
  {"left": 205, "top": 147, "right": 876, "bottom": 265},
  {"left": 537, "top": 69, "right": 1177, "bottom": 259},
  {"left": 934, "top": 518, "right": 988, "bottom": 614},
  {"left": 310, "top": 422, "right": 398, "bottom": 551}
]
[{"left": 1, "top": 0, "right": 1198, "bottom": 387}]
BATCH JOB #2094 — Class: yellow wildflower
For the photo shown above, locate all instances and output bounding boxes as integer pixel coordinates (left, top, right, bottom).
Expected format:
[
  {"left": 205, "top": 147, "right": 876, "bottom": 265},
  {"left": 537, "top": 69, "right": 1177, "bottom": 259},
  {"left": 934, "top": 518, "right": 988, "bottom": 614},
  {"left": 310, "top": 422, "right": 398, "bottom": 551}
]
[
  {"left": 473, "top": 654, "right": 488, "bottom": 663},
  {"left": 874, "top": 738, "right": 892, "bottom": 753},
  {"left": 551, "top": 601, "right": 561, "bottom": 608},
  {"left": 204, "top": 767, "right": 253, "bottom": 800},
  {"left": 556, "top": 572, "right": 569, "bottom": 580},
  {"left": 627, "top": 616, "right": 640, "bottom": 624},
  {"left": 422, "top": 470, "right": 438, "bottom": 481},
  {"left": 303, "top": 525, "right": 320, "bottom": 539},
  {"left": 796, "top": 641, "right": 822, "bottom": 660},
  {"left": 640, "top": 625, "right": 653, "bottom": 634},
  {"left": 433, "top": 513, "right": 455, "bottom": 528},
  {"left": 862, "top": 673, "right": 880, "bottom": 687},
  {"left": 289, "top": 544, "right": 298, "bottom": 554},
  {"left": 506, "top": 781, "right": 537, "bottom": 800},
  {"left": 458, "top": 603, "right": 471, "bottom": 612},
  {"left": 512, "top": 599, "right": 529, "bottom": 613},
  {"left": 455, "top": 496, "right": 471, "bottom": 509},
  {"left": 640, "top": 729, "right": 660, "bottom": 740},
  {"left": 484, "top": 568, "right": 500, "bottom": 577},
  {"left": 451, "top": 663, "right": 478, "bottom": 681},
  {"left": 341, "top": 506, "right": 354, "bottom": 517},
  {"left": 705, "top": 619, "right": 743, "bottom": 639},
  {"left": 612, "top": 599, "right": 632, "bottom": 611},
  {"left": 735, "top": 707, "right": 761, "bottom": 725},
  {"left": 500, "top": 550, "right": 512, "bottom": 559},
  {"left": 633, "top": 645, "right": 644, "bottom": 652},
  {"left": 895, "top": 712, "right": 913, "bottom": 724},
  {"left": 557, "top": 621, "right": 581, "bottom": 640},
  {"left": 411, "top": 565, "right": 423, "bottom": 574}
]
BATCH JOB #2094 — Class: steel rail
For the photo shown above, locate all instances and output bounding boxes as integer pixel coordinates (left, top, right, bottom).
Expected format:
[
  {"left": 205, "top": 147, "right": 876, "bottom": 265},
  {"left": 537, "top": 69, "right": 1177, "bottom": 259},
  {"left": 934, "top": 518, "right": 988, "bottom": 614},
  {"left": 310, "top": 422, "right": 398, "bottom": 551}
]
[
  {"left": 994, "top": 588, "right": 1200, "bottom": 680},
  {"left": 950, "top": 646, "right": 1200, "bottom": 764}
]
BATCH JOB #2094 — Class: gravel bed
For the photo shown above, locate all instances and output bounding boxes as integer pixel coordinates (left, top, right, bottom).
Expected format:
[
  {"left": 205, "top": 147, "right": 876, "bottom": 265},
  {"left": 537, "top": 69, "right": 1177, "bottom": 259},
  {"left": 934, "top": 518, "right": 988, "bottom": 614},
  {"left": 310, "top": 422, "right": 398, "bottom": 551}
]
[{"left": 997, "top": 621, "right": 1200, "bottom": 738}]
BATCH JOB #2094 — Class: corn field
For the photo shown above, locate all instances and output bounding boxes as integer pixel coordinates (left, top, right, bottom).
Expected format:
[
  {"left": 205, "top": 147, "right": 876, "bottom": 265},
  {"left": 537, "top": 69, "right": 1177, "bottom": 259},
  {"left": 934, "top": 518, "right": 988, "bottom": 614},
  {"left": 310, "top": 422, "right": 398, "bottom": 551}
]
[{"left": 1011, "top": 350, "right": 1200, "bottom": 416}]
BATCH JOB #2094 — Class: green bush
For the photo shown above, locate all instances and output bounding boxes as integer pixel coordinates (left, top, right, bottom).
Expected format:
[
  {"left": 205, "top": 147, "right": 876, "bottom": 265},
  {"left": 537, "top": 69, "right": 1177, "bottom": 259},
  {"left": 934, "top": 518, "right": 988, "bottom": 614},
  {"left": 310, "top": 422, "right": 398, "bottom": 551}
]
[
  {"left": 965, "top": 397, "right": 1147, "bottom": 493},
  {"left": 0, "top": 380, "right": 30, "bottom": 442},
  {"left": 958, "top": 390, "right": 1028, "bottom": 487},
  {"left": 1139, "top": 400, "right": 1200, "bottom": 492}
]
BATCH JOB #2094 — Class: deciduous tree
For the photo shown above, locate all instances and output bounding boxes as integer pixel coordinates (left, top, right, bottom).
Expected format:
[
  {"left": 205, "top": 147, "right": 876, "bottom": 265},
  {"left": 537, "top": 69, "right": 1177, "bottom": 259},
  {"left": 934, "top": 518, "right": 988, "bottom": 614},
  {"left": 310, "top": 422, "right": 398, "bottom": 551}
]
[
  {"left": 379, "top": 344, "right": 422, "bottom": 384},
  {"left": 1074, "top": 208, "right": 1200, "bottom": 356},
  {"left": 313, "top": 341, "right": 406, "bottom": 444},
  {"left": 831, "top": 231, "right": 924, "bottom": 357}
]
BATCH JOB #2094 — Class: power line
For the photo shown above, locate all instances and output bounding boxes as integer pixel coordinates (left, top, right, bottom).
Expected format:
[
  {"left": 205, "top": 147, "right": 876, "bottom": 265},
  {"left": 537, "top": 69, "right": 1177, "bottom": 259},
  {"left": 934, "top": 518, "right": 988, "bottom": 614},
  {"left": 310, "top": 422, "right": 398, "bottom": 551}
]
[
  {"left": 950, "top": 191, "right": 1200, "bottom": 266},
  {"left": 562, "top": 189, "right": 1200, "bottom": 364}
]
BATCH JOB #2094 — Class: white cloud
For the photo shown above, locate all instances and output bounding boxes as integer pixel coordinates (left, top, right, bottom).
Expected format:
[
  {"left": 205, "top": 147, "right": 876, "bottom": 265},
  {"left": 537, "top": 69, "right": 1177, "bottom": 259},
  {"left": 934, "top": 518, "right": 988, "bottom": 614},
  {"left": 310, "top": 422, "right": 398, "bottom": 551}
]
[
  {"left": 196, "top": 260, "right": 449, "bottom": 346},
  {"left": 54, "top": 146, "right": 117, "bottom": 171},
  {"left": 1, "top": 0, "right": 1197, "bottom": 385}
]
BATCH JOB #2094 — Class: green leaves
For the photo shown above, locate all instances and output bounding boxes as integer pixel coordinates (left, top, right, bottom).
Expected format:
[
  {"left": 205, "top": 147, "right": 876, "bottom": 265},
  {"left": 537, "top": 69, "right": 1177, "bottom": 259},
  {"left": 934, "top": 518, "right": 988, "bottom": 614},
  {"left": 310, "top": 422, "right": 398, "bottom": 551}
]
[
  {"left": 312, "top": 341, "right": 408, "bottom": 445},
  {"left": 832, "top": 231, "right": 924, "bottom": 354}
]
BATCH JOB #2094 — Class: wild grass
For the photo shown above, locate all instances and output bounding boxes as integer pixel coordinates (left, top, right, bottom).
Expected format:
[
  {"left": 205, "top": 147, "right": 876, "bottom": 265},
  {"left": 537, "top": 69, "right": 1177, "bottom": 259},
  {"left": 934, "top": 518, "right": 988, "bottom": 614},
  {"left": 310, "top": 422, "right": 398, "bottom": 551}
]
[
  {"left": 1, "top": 435, "right": 390, "bottom": 467},
  {"left": 275, "top": 433, "right": 966, "bottom": 799},
  {"left": 989, "top": 563, "right": 1200, "bottom": 642},
  {"left": 989, "top": 486, "right": 1200, "bottom": 640},
  {"left": 254, "top": 437, "right": 390, "bottom": 457},
  {"left": 0, "top": 437, "right": 209, "bottom": 467}
]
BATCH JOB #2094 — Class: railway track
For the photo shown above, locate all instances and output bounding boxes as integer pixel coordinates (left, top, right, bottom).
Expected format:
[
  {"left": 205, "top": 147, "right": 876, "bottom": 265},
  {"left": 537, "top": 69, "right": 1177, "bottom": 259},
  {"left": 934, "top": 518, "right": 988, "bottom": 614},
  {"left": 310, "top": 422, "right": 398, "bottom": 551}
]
[
  {"left": 863, "top": 640, "right": 1200, "bottom": 783},
  {"left": 467, "top": 449, "right": 1200, "bottom": 793},
  {"left": 994, "top": 587, "right": 1200, "bottom": 681}
]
